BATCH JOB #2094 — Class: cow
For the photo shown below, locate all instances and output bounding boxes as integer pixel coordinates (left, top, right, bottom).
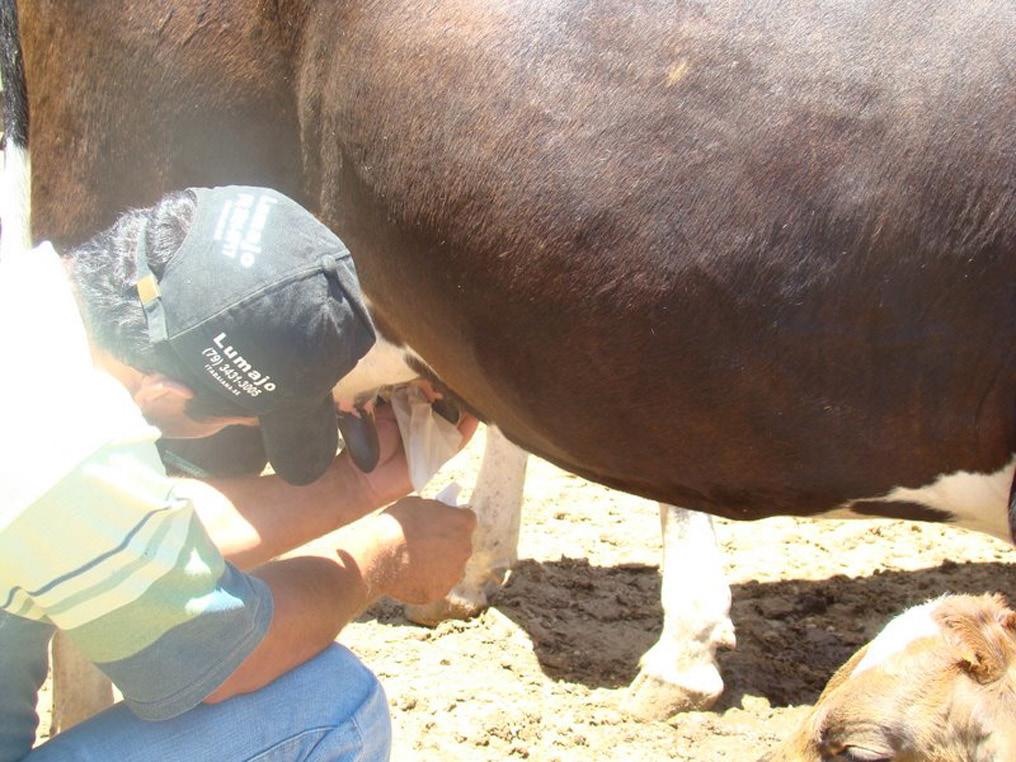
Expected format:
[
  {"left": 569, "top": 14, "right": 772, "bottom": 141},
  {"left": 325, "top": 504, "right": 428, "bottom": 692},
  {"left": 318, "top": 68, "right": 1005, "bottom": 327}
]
[
  {"left": 766, "top": 594, "right": 1016, "bottom": 760},
  {"left": 19, "top": 0, "right": 1015, "bottom": 725}
]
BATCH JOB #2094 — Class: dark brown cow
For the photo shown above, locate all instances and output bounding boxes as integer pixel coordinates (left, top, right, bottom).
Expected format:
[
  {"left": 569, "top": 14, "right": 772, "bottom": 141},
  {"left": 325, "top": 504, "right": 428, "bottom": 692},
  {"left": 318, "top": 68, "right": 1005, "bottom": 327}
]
[{"left": 20, "top": 0, "right": 1016, "bottom": 720}]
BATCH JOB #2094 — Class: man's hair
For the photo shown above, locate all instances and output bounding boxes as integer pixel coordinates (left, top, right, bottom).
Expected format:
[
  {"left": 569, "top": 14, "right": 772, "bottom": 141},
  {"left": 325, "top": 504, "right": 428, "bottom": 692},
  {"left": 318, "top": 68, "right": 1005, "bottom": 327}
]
[
  {"left": 66, "top": 190, "right": 245, "bottom": 418},
  {"left": 66, "top": 190, "right": 195, "bottom": 374}
]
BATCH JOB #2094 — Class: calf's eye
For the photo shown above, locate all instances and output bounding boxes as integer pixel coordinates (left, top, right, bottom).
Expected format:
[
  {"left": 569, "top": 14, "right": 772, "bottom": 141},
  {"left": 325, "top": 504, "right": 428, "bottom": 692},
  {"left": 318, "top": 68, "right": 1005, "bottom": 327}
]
[{"left": 833, "top": 747, "right": 893, "bottom": 762}]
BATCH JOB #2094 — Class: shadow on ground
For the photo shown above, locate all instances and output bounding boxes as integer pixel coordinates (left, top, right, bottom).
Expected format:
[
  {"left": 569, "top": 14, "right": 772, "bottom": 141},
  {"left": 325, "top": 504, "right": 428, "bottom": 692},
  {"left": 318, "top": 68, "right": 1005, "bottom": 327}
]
[{"left": 365, "top": 557, "right": 1016, "bottom": 710}]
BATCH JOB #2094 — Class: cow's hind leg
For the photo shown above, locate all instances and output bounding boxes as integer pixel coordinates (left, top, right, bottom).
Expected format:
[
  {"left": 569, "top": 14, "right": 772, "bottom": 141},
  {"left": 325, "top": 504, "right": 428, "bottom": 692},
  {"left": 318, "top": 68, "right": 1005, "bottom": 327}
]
[
  {"left": 405, "top": 425, "right": 528, "bottom": 624},
  {"left": 624, "top": 504, "right": 735, "bottom": 720}
]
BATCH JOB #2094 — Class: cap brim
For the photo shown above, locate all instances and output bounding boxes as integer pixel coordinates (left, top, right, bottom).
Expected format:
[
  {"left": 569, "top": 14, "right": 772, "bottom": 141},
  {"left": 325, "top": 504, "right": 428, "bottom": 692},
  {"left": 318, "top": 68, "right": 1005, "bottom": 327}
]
[{"left": 259, "top": 395, "right": 338, "bottom": 486}]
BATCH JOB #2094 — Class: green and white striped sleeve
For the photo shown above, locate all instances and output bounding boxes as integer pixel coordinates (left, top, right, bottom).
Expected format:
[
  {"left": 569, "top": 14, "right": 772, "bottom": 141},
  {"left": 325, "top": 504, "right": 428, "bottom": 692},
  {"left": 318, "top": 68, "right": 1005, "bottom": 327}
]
[{"left": 0, "top": 438, "right": 273, "bottom": 721}]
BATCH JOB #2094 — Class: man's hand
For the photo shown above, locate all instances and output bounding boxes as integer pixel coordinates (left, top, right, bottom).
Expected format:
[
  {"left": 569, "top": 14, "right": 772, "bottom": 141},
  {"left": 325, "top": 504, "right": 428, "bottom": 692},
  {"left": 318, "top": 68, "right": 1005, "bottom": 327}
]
[
  {"left": 353, "top": 497, "right": 477, "bottom": 604},
  {"left": 205, "top": 497, "right": 477, "bottom": 703},
  {"left": 191, "top": 390, "right": 477, "bottom": 572},
  {"left": 342, "top": 399, "right": 478, "bottom": 508}
]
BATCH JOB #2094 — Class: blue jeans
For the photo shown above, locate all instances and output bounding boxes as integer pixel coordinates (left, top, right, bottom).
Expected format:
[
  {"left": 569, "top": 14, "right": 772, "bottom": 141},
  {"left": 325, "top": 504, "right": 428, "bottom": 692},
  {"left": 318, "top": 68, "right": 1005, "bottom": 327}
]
[{"left": 25, "top": 645, "right": 391, "bottom": 762}]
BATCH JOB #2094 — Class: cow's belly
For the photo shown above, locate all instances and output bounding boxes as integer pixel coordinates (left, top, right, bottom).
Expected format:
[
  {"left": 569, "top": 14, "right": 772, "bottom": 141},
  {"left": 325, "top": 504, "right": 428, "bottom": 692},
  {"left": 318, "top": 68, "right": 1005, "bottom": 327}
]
[
  {"left": 822, "top": 456, "right": 1015, "bottom": 542},
  {"left": 305, "top": 0, "right": 1015, "bottom": 528}
]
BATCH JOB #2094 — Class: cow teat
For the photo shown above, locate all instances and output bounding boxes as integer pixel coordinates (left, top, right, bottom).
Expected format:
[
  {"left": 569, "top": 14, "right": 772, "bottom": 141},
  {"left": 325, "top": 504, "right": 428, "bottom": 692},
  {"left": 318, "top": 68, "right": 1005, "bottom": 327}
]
[
  {"left": 332, "top": 329, "right": 419, "bottom": 472},
  {"left": 336, "top": 405, "right": 381, "bottom": 473}
]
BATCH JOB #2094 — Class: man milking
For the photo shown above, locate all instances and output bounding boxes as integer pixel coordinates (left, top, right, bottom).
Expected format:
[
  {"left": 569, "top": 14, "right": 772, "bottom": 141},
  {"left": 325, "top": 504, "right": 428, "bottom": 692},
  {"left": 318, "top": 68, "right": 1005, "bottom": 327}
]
[{"left": 0, "top": 185, "right": 477, "bottom": 761}]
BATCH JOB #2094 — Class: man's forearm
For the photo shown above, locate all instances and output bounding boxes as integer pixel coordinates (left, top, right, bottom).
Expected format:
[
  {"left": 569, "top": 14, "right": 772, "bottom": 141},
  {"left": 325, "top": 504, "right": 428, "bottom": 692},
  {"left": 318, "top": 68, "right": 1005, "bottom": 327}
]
[
  {"left": 180, "top": 454, "right": 377, "bottom": 570},
  {"left": 203, "top": 523, "right": 388, "bottom": 704},
  {"left": 203, "top": 498, "right": 475, "bottom": 706}
]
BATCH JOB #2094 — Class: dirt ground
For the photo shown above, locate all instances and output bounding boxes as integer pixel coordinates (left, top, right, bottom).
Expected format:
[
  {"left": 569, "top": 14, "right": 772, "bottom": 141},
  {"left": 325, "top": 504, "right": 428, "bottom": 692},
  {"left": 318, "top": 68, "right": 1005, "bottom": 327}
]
[
  {"left": 37, "top": 425, "right": 1015, "bottom": 760},
  {"left": 353, "top": 427, "right": 1014, "bottom": 761}
]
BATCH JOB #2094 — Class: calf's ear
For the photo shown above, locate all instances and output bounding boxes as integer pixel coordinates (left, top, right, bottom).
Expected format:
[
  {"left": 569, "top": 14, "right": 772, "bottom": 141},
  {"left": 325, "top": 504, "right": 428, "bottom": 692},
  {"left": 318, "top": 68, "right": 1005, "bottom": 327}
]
[
  {"left": 945, "top": 610, "right": 1013, "bottom": 685},
  {"left": 956, "top": 645, "right": 1001, "bottom": 684},
  {"left": 996, "top": 608, "right": 1016, "bottom": 633}
]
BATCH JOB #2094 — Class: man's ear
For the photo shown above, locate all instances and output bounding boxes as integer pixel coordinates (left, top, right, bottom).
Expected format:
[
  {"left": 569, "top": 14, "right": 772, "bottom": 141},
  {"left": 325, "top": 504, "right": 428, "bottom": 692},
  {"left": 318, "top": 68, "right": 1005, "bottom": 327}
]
[{"left": 133, "top": 373, "right": 195, "bottom": 410}]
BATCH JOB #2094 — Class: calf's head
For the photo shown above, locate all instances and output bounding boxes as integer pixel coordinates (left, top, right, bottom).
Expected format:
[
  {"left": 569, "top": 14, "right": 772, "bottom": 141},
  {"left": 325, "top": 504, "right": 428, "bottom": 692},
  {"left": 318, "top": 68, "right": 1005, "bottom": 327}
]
[{"left": 766, "top": 593, "right": 1016, "bottom": 761}]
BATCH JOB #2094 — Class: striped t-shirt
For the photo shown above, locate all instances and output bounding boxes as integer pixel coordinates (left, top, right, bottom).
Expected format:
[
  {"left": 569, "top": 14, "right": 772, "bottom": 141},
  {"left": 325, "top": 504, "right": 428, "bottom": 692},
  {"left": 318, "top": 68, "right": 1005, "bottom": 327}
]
[{"left": 0, "top": 244, "right": 273, "bottom": 759}]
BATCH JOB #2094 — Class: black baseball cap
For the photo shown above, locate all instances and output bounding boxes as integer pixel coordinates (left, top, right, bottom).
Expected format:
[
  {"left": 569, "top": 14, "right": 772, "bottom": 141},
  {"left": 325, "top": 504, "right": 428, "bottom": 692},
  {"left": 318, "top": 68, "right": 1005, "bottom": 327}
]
[{"left": 135, "top": 186, "right": 376, "bottom": 485}]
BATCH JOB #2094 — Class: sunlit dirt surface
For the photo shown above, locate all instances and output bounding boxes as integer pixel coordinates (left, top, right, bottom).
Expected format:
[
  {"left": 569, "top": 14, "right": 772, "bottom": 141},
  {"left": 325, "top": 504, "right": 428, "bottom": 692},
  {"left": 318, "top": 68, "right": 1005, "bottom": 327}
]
[{"left": 348, "top": 427, "right": 1014, "bottom": 760}]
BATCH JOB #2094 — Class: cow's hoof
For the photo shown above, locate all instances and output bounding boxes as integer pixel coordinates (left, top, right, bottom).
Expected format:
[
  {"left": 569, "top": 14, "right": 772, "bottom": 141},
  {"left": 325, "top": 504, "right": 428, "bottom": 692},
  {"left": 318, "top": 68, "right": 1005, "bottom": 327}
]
[
  {"left": 404, "top": 591, "right": 487, "bottom": 626},
  {"left": 716, "top": 619, "right": 737, "bottom": 651},
  {"left": 623, "top": 662, "right": 724, "bottom": 721},
  {"left": 405, "top": 568, "right": 511, "bottom": 626}
]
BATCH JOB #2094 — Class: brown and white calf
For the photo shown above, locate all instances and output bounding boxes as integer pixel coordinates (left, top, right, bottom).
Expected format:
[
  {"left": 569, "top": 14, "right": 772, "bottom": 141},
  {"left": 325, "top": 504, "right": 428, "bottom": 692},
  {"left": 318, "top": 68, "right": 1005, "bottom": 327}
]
[{"left": 768, "top": 594, "right": 1016, "bottom": 761}]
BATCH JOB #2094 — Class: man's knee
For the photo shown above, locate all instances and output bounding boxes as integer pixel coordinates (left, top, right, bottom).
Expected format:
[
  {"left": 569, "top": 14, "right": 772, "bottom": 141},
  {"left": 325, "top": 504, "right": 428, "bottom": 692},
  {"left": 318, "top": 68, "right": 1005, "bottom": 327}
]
[
  {"left": 29, "top": 645, "right": 391, "bottom": 762},
  {"left": 276, "top": 645, "right": 391, "bottom": 760},
  {"left": 287, "top": 645, "right": 387, "bottom": 713}
]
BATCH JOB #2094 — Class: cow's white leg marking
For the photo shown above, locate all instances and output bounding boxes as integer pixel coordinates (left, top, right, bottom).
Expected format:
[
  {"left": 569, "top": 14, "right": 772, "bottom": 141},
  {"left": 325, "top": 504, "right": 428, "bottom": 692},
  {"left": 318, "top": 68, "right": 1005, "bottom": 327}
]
[
  {"left": 51, "top": 630, "right": 114, "bottom": 734},
  {"left": 625, "top": 504, "right": 735, "bottom": 720},
  {"left": 405, "top": 425, "right": 528, "bottom": 624}
]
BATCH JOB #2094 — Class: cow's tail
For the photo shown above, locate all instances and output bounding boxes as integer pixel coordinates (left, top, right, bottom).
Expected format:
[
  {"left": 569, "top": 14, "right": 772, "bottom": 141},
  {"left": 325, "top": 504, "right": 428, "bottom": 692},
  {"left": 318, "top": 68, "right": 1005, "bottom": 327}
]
[{"left": 0, "top": 0, "right": 30, "bottom": 260}]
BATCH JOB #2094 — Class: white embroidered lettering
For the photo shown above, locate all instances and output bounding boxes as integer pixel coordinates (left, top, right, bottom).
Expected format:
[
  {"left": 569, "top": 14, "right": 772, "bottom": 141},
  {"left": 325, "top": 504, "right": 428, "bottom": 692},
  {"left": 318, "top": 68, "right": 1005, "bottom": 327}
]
[
  {"left": 200, "top": 331, "right": 277, "bottom": 398},
  {"left": 212, "top": 192, "right": 278, "bottom": 268}
]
